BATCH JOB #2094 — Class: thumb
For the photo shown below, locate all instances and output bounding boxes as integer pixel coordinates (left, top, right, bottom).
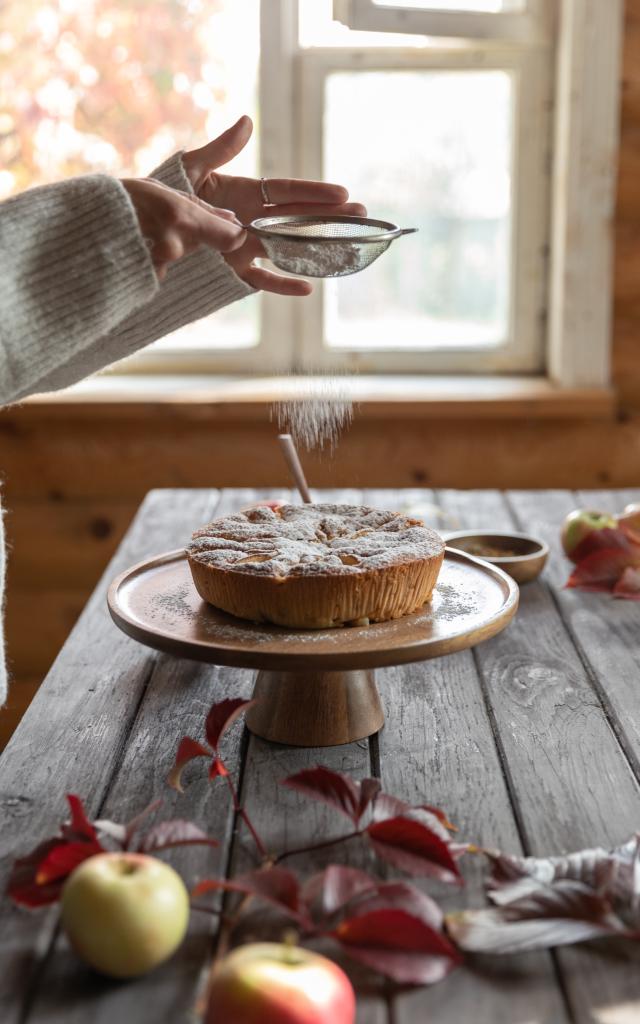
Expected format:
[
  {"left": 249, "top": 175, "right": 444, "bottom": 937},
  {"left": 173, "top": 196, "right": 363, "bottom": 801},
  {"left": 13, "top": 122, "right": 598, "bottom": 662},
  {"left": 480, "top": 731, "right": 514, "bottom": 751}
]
[
  {"left": 193, "top": 204, "right": 246, "bottom": 254},
  {"left": 184, "top": 115, "right": 253, "bottom": 190}
]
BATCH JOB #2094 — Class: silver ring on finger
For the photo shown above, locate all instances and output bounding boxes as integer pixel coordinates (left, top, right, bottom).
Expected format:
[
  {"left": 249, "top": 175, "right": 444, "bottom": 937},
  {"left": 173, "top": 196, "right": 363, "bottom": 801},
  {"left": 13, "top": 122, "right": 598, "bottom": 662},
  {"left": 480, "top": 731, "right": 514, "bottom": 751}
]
[{"left": 260, "top": 176, "right": 274, "bottom": 206}]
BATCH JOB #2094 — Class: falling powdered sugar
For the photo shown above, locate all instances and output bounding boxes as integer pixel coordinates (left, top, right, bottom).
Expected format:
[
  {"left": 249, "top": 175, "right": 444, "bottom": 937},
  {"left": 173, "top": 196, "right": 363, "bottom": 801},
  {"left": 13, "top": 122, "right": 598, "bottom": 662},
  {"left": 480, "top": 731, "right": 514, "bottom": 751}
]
[{"left": 272, "top": 376, "right": 353, "bottom": 452}]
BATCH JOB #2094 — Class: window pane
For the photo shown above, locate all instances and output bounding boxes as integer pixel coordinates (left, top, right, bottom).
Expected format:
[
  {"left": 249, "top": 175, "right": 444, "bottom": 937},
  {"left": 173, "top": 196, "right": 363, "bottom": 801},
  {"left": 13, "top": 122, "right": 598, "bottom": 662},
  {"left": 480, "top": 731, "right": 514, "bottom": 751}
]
[
  {"left": 323, "top": 70, "right": 512, "bottom": 350},
  {"left": 0, "top": 0, "right": 259, "bottom": 350}
]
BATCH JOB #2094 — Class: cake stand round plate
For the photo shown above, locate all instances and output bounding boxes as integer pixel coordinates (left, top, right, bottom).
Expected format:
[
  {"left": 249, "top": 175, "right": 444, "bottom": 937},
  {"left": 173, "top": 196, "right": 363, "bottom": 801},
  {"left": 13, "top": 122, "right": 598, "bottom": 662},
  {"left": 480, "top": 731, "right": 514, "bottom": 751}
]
[{"left": 108, "top": 548, "right": 518, "bottom": 747}]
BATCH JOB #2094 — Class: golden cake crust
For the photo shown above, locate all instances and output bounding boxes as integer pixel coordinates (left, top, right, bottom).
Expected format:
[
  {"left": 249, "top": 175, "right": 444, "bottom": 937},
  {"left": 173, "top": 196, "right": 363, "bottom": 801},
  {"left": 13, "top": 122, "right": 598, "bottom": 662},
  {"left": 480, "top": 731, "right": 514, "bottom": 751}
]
[{"left": 186, "top": 503, "right": 445, "bottom": 629}]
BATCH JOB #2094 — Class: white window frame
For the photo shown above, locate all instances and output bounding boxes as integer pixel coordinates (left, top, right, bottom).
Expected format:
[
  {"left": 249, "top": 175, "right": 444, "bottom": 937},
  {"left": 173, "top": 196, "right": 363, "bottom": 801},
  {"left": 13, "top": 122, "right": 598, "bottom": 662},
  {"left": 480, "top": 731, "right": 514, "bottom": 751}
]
[
  {"left": 127, "top": 0, "right": 622, "bottom": 389},
  {"left": 333, "top": 0, "right": 553, "bottom": 44},
  {"left": 293, "top": 43, "right": 552, "bottom": 374},
  {"left": 259, "top": 0, "right": 553, "bottom": 374}
]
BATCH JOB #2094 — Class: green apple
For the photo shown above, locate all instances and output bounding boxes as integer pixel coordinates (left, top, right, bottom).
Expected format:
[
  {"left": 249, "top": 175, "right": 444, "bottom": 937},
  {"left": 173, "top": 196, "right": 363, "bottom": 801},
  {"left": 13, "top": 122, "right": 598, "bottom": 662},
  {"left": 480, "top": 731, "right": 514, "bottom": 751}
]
[
  {"left": 60, "top": 852, "right": 189, "bottom": 979},
  {"left": 206, "top": 942, "right": 356, "bottom": 1024},
  {"left": 561, "top": 508, "right": 617, "bottom": 561}
]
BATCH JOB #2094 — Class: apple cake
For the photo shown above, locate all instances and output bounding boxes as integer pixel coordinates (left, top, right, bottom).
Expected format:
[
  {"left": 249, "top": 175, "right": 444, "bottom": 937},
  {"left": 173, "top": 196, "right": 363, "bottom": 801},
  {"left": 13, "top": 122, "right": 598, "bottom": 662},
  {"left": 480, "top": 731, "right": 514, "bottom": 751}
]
[{"left": 186, "top": 503, "right": 445, "bottom": 629}]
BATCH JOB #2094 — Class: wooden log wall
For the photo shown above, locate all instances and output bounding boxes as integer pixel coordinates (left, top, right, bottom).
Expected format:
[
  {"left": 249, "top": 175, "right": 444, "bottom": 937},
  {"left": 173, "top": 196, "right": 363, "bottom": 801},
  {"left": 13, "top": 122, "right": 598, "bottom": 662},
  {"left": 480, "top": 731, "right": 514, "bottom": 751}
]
[{"left": 1, "top": 2, "right": 640, "bottom": 745}]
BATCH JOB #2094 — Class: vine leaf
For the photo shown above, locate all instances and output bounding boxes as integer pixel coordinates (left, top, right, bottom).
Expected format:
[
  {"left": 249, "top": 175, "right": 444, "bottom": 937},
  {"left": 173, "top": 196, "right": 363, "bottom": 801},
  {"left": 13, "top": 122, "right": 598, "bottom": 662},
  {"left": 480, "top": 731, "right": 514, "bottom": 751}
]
[
  {"left": 333, "top": 907, "right": 462, "bottom": 984},
  {"left": 366, "top": 813, "right": 463, "bottom": 884},
  {"left": 281, "top": 766, "right": 363, "bottom": 823},
  {"left": 448, "top": 835, "right": 640, "bottom": 953},
  {"left": 168, "top": 737, "right": 211, "bottom": 793},
  {"left": 137, "top": 819, "right": 218, "bottom": 854},
  {"left": 193, "top": 866, "right": 309, "bottom": 926},
  {"left": 205, "top": 698, "right": 256, "bottom": 751}
]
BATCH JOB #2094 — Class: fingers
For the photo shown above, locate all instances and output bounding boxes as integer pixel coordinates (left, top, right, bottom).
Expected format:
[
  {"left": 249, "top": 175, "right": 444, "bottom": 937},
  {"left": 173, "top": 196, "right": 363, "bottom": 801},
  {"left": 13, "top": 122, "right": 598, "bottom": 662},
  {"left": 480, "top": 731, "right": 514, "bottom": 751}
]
[
  {"left": 195, "top": 207, "right": 246, "bottom": 253},
  {"left": 238, "top": 263, "right": 314, "bottom": 296},
  {"left": 123, "top": 176, "right": 247, "bottom": 282},
  {"left": 263, "top": 201, "right": 368, "bottom": 220},
  {"left": 258, "top": 178, "right": 349, "bottom": 206},
  {"left": 183, "top": 116, "right": 253, "bottom": 190}
]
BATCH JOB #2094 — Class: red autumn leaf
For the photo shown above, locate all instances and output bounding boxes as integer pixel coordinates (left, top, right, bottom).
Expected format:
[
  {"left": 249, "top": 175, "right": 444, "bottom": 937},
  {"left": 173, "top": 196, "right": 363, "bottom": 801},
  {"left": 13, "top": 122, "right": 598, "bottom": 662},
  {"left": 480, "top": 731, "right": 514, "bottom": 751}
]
[
  {"left": 193, "top": 867, "right": 308, "bottom": 924},
  {"left": 357, "top": 778, "right": 382, "bottom": 820},
  {"left": 7, "top": 839, "right": 73, "bottom": 907},
  {"left": 567, "top": 547, "right": 640, "bottom": 593},
  {"left": 614, "top": 567, "right": 640, "bottom": 600},
  {"left": 205, "top": 698, "right": 255, "bottom": 752},
  {"left": 63, "top": 795, "right": 97, "bottom": 842},
  {"left": 420, "top": 805, "right": 458, "bottom": 832},
  {"left": 209, "top": 757, "right": 229, "bottom": 781},
  {"left": 349, "top": 881, "right": 444, "bottom": 932},
  {"left": 168, "top": 736, "right": 212, "bottom": 793},
  {"left": 570, "top": 527, "right": 634, "bottom": 564},
  {"left": 372, "top": 793, "right": 456, "bottom": 832},
  {"left": 333, "top": 908, "right": 461, "bottom": 984},
  {"left": 302, "top": 865, "right": 378, "bottom": 918},
  {"left": 137, "top": 819, "right": 219, "bottom": 854},
  {"left": 449, "top": 834, "right": 640, "bottom": 954},
  {"left": 447, "top": 881, "right": 625, "bottom": 954},
  {"left": 619, "top": 522, "right": 640, "bottom": 546},
  {"left": 119, "top": 798, "right": 163, "bottom": 848},
  {"left": 281, "top": 767, "right": 361, "bottom": 823},
  {"left": 35, "top": 839, "right": 103, "bottom": 886},
  {"left": 366, "top": 814, "right": 462, "bottom": 884},
  {"left": 486, "top": 834, "right": 640, "bottom": 913},
  {"left": 371, "top": 793, "right": 410, "bottom": 821}
]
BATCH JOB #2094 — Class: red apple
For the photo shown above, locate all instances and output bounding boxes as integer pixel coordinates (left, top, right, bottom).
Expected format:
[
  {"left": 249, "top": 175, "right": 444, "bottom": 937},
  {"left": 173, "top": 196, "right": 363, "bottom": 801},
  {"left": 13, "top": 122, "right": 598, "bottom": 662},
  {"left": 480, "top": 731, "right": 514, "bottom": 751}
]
[
  {"left": 206, "top": 942, "right": 356, "bottom": 1024},
  {"left": 60, "top": 852, "right": 189, "bottom": 979},
  {"left": 243, "top": 500, "right": 285, "bottom": 511},
  {"left": 561, "top": 508, "right": 617, "bottom": 561},
  {"left": 617, "top": 503, "right": 640, "bottom": 533}
]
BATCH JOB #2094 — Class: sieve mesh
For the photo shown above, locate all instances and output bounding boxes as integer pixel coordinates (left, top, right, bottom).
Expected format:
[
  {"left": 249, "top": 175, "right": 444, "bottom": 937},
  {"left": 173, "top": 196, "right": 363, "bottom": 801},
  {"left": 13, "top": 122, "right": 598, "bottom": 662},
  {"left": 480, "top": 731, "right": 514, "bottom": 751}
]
[{"left": 247, "top": 215, "right": 416, "bottom": 278}]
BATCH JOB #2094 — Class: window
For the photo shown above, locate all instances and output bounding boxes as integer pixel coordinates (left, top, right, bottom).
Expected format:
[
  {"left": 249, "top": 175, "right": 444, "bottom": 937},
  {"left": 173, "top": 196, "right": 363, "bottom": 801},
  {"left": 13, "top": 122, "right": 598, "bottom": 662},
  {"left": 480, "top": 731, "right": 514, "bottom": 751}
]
[
  {"left": 1, "top": 1, "right": 623, "bottom": 384},
  {"left": 0, "top": 0, "right": 262, "bottom": 366}
]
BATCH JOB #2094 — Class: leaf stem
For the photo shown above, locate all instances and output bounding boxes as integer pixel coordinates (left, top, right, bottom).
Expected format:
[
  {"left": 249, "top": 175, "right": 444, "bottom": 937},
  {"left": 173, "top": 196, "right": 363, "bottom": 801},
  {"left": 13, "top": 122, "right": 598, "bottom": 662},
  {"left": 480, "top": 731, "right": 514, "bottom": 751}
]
[
  {"left": 190, "top": 902, "right": 222, "bottom": 917},
  {"left": 274, "top": 829, "right": 362, "bottom": 864},
  {"left": 222, "top": 771, "right": 267, "bottom": 858}
]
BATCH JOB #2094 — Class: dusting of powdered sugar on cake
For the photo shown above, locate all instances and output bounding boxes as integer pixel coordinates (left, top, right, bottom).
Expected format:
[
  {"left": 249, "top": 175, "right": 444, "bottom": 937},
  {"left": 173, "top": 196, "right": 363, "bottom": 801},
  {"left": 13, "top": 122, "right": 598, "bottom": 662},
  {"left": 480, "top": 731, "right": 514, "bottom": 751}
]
[{"left": 186, "top": 503, "right": 444, "bottom": 579}]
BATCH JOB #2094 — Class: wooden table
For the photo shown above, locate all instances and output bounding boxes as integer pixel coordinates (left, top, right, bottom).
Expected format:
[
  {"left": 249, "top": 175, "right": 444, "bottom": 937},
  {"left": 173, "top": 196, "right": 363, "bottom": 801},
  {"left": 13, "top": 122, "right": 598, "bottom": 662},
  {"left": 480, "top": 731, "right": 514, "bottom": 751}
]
[{"left": 2, "top": 487, "right": 640, "bottom": 1024}]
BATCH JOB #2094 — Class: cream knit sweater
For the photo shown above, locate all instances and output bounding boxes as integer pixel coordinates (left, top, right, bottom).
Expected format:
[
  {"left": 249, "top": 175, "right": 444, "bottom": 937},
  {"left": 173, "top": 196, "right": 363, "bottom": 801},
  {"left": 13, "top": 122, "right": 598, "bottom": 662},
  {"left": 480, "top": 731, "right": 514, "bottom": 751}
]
[{"left": 0, "top": 152, "right": 254, "bottom": 706}]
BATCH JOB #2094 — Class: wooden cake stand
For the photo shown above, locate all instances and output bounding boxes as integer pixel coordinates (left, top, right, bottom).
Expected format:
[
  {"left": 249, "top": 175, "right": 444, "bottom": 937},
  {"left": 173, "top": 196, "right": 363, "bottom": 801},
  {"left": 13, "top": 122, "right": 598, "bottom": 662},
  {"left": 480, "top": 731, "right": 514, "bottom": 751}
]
[{"left": 108, "top": 549, "right": 518, "bottom": 747}]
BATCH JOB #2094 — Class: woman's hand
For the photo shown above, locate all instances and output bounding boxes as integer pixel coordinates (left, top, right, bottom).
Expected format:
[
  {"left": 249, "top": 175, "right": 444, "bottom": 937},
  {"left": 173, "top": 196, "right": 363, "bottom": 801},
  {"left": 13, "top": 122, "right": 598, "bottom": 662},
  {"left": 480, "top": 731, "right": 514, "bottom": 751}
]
[
  {"left": 182, "top": 115, "right": 366, "bottom": 295},
  {"left": 122, "top": 177, "right": 245, "bottom": 281}
]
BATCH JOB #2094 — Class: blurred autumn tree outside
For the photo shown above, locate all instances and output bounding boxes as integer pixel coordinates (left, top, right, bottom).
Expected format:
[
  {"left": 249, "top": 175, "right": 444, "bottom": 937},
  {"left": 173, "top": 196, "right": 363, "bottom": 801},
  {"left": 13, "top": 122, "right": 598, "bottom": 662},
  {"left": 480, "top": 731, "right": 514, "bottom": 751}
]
[{"left": 0, "top": 0, "right": 259, "bottom": 198}]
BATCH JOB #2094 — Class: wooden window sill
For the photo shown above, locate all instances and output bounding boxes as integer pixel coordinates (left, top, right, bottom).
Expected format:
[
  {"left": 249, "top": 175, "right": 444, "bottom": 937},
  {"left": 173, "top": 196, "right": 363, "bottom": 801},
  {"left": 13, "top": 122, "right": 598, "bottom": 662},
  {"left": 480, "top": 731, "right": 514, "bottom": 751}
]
[{"left": 17, "top": 375, "right": 616, "bottom": 421}]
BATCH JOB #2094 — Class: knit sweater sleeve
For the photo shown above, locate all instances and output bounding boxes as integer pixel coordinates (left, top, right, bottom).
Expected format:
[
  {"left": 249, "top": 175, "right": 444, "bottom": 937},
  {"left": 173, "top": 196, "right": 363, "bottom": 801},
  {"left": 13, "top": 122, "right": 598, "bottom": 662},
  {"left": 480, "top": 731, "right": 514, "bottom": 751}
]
[{"left": 0, "top": 152, "right": 254, "bottom": 404}]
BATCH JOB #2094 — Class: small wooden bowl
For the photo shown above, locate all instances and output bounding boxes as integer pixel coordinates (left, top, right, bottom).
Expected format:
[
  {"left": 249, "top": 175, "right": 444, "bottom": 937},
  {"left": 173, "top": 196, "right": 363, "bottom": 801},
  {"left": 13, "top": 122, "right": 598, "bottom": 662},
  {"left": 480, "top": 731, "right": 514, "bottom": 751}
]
[{"left": 443, "top": 531, "right": 549, "bottom": 584}]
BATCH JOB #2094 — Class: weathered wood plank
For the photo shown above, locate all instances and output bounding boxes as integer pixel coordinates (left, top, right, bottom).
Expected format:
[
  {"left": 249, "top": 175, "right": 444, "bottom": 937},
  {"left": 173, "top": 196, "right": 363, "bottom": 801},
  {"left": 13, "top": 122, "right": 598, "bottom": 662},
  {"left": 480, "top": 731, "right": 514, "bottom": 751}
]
[
  {"left": 508, "top": 488, "right": 640, "bottom": 778},
  {"left": 443, "top": 489, "right": 640, "bottom": 1021},
  {"left": 0, "top": 488, "right": 222, "bottom": 1024},
  {"left": 505, "top": 488, "right": 640, "bottom": 1021},
  {"left": 22, "top": 488, "right": 274, "bottom": 1023},
  {"left": 363, "top": 490, "right": 568, "bottom": 1024}
]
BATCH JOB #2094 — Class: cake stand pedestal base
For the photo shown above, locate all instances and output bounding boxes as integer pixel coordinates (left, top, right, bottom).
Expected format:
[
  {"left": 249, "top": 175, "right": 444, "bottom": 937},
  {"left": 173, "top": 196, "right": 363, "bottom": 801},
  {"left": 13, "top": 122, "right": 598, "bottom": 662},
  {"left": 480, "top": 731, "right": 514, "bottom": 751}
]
[{"left": 245, "top": 669, "right": 385, "bottom": 747}]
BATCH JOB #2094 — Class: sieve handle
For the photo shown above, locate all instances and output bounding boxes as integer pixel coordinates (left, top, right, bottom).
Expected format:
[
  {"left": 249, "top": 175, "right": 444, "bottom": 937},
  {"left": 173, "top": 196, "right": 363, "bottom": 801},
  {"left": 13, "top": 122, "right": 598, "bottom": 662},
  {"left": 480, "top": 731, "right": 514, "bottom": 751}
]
[{"left": 395, "top": 228, "right": 418, "bottom": 237}]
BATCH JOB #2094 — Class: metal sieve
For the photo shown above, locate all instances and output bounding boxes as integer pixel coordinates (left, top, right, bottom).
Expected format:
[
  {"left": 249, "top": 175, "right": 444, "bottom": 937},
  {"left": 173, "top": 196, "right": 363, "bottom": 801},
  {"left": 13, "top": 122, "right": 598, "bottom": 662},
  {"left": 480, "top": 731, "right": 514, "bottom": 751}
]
[{"left": 246, "top": 215, "right": 417, "bottom": 278}]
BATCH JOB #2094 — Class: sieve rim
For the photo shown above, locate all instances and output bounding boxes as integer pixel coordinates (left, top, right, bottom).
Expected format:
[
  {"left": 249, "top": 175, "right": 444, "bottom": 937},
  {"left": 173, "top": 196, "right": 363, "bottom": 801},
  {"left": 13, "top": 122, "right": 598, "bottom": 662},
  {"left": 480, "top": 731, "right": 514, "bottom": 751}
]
[{"left": 247, "top": 214, "right": 411, "bottom": 245}]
